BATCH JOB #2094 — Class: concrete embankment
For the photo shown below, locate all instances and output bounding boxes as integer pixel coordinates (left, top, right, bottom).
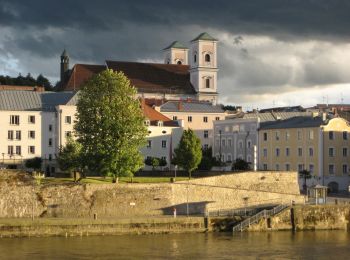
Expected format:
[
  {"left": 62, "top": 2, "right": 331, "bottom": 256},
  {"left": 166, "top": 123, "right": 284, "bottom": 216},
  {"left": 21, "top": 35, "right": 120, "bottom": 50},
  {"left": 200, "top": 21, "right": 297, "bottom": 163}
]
[
  {"left": 0, "top": 217, "right": 206, "bottom": 238},
  {"left": 246, "top": 205, "right": 350, "bottom": 231}
]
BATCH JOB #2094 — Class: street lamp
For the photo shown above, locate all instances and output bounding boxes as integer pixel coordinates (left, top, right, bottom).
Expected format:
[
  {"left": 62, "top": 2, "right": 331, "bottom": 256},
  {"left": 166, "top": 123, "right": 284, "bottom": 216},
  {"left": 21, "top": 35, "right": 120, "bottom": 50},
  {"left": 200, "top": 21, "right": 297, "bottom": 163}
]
[{"left": 174, "top": 165, "right": 177, "bottom": 182}]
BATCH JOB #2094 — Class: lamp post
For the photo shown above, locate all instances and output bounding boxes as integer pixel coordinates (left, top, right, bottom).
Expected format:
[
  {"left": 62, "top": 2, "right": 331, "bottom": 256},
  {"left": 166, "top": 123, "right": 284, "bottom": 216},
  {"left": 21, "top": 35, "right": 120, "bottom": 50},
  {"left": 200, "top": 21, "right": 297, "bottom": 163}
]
[
  {"left": 174, "top": 165, "right": 177, "bottom": 182},
  {"left": 219, "top": 130, "right": 222, "bottom": 165}
]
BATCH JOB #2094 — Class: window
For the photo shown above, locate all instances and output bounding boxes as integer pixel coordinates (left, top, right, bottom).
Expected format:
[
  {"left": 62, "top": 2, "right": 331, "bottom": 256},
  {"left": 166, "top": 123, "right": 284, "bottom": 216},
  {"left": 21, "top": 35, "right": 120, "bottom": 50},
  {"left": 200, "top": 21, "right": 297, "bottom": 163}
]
[
  {"left": 15, "top": 146, "right": 21, "bottom": 155},
  {"left": 309, "top": 130, "right": 314, "bottom": 140},
  {"left": 161, "top": 140, "right": 167, "bottom": 148},
  {"left": 28, "top": 115, "right": 35, "bottom": 124},
  {"left": 329, "top": 147, "right": 334, "bottom": 157},
  {"left": 205, "top": 54, "right": 210, "bottom": 62},
  {"left": 8, "top": 130, "right": 13, "bottom": 140},
  {"left": 263, "top": 133, "right": 268, "bottom": 141},
  {"left": 188, "top": 116, "right": 192, "bottom": 122},
  {"left": 297, "top": 131, "right": 302, "bottom": 140},
  {"left": 65, "top": 131, "right": 72, "bottom": 138},
  {"left": 28, "top": 131, "right": 35, "bottom": 139},
  {"left": 298, "top": 148, "right": 302, "bottom": 156},
  {"left": 65, "top": 116, "right": 72, "bottom": 124},
  {"left": 342, "top": 164, "right": 348, "bottom": 175},
  {"left": 161, "top": 156, "right": 167, "bottom": 163},
  {"left": 343, "top": 148, "right": 348, "bottom": 157},
  {"left": 329, "top": 164, "right": 335, "bottom": 175},
  {"left": 275, "top": 131, "right": 280, "bottom": 141},
  {"left": 49, "top": 124, "right": 53, "bottom": 132},
  {"left": 263, "top": 148, "right": 267, "bottom": 157},
  {"left": 329, "top": 131, "right": 334, "bottom": 140},
  {"left": 28, "top": 146, "right": 35, "bottom": 154},
  {"left": 263, "top": 164, "right": 268, "bottom": 170},
  {"left": 203, "top": 116, "right": 208, "bottom": 123},
  {"left": 177, "top": 60, "right": 182, "bottom": 65},
  {"left": 194, "top": 54, "right": 197, "bottom": 63},
  {"left": 173, "top": 116, "right": 177, "bottom": 121},
  {"left": 275, "top": 164, "right": 280, "bottom": 171},
  {"left": 49, "top": 138, "right": 53, "bottom": 147},
  {"left": 247, "top": 155, "right": 252, "bottom": 163},
  {"left": 239, "top": 141, "right": 243, "bottom": 149},
  {"left": 285, "top": 164, "right": 290, "bottom": 171},
  {"left": 147, "top": 140, "right": 152, "bottom": 148},
  {"left": 309, "top": 147, "right": 314, "bottom": 157},
  {"left": 49, "top": 154, "right": 52, "bottom": 161},
  {"left": 307, "top": 165, "right": 313, "bottom": 174},
  {"left": 298, "top": 164, "right": 304, "bottom": 172},
  {"left": 8, "top": 146, "right": 13, "bottom": 155},
  {"left": 285, "top": 131, "right": 290, "bottom": 140},
  {"left": 204, "top": 131, "right": 209, "bottom": 139},
  {"left": 203, "top": 144, "right": 209, "bottom": 150},
  {"left": 286, "top": 148, "right": 290, "bottom": 156},
  {"left": 205, "top": 78, "right": 210, "bottom": 88},
  {"left": 276, "top": 148, "right": 280, "bottom": 157},
  {"left": 10, "top": 115, "right": 20, "bottom": 125},
  {"left": 215, "top": 117, "right": 220, "bottom": 121},
  {"left": 144, "top": 120, "right": 150, "bottom": 126},
  {"left": 157, "top": 121, "right": 163, "bottom": 127},
  {"left": 247, "top": 141, "right": 251, "bottom": 149},
  {"left": 15, "top": 131, "right": 21, "bottom": 140},
  {"left": 228, "top": 139, "right": 232, "bottom": 147},
  {"left": 343, "top": 131, "right": 348, "bottom": 140},
  {"left": 222, "top": 139, "right": 226, "bottom": 147},
  {"left": 227, "top": 154, "right": 232, "bottom": 162}
]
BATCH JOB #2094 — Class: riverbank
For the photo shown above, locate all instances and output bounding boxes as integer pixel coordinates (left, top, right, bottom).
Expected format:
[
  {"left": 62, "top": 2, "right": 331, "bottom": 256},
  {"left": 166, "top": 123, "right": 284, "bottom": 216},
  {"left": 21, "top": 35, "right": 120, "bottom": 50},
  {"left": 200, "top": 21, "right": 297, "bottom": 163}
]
[{"left": 0, "top": 216, "right": 206, "bottom": 238}]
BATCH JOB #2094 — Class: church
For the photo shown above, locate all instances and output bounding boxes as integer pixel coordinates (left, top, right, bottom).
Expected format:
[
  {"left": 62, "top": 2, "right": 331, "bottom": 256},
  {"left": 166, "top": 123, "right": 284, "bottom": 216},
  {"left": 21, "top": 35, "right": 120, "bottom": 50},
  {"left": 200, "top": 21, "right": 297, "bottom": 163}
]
[{"left": 59, "top": 32, "right": 219, "bottom": 104}]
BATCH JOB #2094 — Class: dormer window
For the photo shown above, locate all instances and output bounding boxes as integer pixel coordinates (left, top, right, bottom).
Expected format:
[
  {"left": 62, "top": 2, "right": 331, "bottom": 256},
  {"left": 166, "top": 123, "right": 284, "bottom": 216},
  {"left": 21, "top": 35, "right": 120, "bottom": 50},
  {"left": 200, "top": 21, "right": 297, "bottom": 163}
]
[
  {"left": 144, "top": 120, "right": 150, "bottom": 126},
  {"left": 157, "top": 121, "right": 163, "bottom": 127},
  {"left": 205, "top": 54, "right": 210, "bottom": 62}
]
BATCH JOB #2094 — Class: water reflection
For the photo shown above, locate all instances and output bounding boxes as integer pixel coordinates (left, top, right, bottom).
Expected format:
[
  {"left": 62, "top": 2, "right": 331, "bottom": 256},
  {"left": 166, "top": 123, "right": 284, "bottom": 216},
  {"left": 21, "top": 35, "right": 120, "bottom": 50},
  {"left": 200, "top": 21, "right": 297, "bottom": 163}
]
[{"left": 0, "top": 231, "right": 349, "bottom": 259}]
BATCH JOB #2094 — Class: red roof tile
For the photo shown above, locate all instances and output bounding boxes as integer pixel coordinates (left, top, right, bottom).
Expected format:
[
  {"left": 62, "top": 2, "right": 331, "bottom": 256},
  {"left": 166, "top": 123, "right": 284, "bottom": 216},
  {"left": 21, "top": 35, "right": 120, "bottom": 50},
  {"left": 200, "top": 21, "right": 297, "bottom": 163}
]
[{"left": 140, "top": 99, "right": 178, "bottom": 127}]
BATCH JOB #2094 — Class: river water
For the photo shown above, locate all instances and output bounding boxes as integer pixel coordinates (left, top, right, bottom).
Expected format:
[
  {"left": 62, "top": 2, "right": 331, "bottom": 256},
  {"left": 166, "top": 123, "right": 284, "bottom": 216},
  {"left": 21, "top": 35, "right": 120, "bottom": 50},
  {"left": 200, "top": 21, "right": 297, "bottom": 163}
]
[{"left": 0, "top": 231, "right": 349, "bottom": 259}]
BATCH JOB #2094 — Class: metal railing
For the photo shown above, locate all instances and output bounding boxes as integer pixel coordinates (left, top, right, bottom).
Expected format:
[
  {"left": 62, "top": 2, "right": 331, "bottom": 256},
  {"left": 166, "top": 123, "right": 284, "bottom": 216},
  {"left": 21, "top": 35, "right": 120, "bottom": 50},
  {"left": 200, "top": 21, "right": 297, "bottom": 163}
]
[
  {"left": 206, "top": 208, "right": 261, "bottom": 218},
  {"left": 232, "top": 204, "right": 289, "bottom": 232}
]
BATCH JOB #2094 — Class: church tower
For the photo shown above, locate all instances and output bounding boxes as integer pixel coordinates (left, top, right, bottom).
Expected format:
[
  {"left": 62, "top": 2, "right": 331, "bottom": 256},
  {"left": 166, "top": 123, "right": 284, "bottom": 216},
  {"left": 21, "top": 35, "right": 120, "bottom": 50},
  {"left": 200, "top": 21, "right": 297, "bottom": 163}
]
[
  {"left": 163, "top": 41, "right": 188, "bottom": 65},
  {"left": 60, "top": 49, "right": 69, "bottom": 82},
  {"left": 189, "top": 32, "right": 218, "bottom": 103}
]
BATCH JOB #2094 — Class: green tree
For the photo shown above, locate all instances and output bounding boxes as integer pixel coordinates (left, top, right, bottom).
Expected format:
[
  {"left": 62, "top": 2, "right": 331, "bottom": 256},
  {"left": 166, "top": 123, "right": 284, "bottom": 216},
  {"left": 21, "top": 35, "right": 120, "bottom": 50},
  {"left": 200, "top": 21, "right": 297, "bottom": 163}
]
[
  {"left": 172, "top": 129, "right": 202, "bottom": 179},
  {"left": 25, "top": 157, "right": 42, "bottom": 171},
  {"left": 198, "top": 147, "right": 217, "bottom": 170},
  {"left": 36, "top": 74, "right": 53, "bottom": 91},
  {"left": 232, "top": 158, "right": 250, "bottom": 171},
  {"left": 74, "top": 69, "right": 147, "bottom": 183},
  {"left": 57, "top": 137, "right": 83, "bottom": 181},
  {"left": 299, "top": 169, "right": 312, "bottom": 192}
]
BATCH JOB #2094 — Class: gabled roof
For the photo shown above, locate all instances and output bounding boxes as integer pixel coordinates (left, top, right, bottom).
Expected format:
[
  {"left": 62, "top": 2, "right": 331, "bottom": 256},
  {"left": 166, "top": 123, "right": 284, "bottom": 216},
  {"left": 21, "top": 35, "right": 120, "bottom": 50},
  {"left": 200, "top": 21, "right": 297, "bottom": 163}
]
[
  {"left": 63, "top": 64, "right": 106, "bottom": 91},
  {"left": 243, "top": 111, "right": 313, "bottom": 122},
  {"left": 0, "top": 90, "right": 76, "bottom": 111},
  {"left": 163, "top": 41, "right": 188, "bottom": 50},
  {"left": 260, "top": 116, "right": 325, "bottom": 130},
  {"left": 160, "top": 100, "right": 224, "bottom": 113},
  {"left": 191, "top": 32, "right": 218, "bottom": 42},
  {"left": 106, "top": 61, "right": 196, "bottom": 95}
]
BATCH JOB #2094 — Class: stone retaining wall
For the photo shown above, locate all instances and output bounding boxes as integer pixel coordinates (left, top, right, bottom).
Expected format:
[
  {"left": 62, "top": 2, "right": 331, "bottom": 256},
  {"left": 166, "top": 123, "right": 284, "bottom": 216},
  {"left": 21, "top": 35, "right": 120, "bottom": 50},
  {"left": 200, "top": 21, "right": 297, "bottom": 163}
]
[{"left": 0, "top": 170, "right": 304, "bottom": 218}]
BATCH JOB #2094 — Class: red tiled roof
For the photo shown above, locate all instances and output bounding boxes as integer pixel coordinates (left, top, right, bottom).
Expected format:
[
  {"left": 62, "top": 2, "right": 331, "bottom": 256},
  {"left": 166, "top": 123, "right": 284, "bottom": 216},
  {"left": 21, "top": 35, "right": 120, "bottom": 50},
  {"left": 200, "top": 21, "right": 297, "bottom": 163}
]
[
  {"left": 0, "top": 85, "right": 45, "bottom": 92},
  {"left": 140, "top": 99, "right": 178, "bottom": 127},
  {"left": 63, "top": 64, "right": 105, "bottom": 91},
  {"left": 61, "top": 61, "right": 196, "bottom": 95}
]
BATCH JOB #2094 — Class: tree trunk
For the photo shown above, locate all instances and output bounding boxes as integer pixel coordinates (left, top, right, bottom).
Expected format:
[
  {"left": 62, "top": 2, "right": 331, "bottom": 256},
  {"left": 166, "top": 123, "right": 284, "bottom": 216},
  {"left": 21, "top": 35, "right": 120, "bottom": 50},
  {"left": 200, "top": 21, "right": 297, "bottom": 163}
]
[
  {"left": 112, "top": 176, "right": 119, "bottom": 183},
  {"left": 189, "top": 171, "right": 192, "bottom": 180}
]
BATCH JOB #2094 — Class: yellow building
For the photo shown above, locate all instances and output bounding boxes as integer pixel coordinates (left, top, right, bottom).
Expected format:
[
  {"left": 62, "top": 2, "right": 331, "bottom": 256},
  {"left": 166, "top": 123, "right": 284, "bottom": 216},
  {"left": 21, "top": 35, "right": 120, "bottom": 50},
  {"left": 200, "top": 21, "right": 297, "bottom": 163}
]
[{"left": 259, "top": 116, "right": 350, "bottom": 192}]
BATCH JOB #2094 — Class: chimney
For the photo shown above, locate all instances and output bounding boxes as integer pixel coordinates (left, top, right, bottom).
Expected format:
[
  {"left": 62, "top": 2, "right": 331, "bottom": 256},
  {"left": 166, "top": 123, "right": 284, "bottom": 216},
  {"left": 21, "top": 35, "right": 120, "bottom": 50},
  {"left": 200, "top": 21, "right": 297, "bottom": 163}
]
[{"left": 178, "top": 101, "right": 183, "bottom": 111}]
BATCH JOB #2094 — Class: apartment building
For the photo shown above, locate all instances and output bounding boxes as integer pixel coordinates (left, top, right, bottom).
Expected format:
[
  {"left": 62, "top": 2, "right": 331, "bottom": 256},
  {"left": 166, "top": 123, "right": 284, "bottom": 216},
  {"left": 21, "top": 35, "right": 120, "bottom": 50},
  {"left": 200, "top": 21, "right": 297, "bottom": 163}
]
[
  {"left": 258, "top": 116, "right": 350, "bottom": 191},
  {"left": 155, "top": 100, "right": 227, "bottom": 149}
]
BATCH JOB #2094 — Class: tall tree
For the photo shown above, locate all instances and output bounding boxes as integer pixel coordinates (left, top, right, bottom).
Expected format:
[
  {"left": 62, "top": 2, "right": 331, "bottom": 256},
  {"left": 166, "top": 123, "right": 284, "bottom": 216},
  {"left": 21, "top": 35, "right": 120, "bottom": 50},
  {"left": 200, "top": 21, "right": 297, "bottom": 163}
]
[
  {"left": 74, "top": 69, "right": 147, "bottom": 183},
  {"left": 299, "top": 169, "right": 312, "bottom": 192},
  {"left": 172, "top": 129, "right": 202, "bottom": 179},
  {"left": 57, "top": 137, "right": 82, "bottom": 181},
  {"left": 36, "top": 74, "right": 53, "bottom": 91}
]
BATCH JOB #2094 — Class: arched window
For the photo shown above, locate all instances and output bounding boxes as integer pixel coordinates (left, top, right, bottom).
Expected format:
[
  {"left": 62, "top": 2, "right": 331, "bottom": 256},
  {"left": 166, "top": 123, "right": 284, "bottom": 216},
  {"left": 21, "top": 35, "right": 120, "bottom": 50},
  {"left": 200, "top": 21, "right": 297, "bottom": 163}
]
[
  {"left": 194, "top": 54, "right": 197, "bottom": 63},
  {"left": 177, "top": 60, "right": 182, "bottom": 65},
  {"left": 205, "top": 54, "right": 210, "bottom": 62},
  {"left": 205, "top": 78, "right": 210, "bottom": 88}
]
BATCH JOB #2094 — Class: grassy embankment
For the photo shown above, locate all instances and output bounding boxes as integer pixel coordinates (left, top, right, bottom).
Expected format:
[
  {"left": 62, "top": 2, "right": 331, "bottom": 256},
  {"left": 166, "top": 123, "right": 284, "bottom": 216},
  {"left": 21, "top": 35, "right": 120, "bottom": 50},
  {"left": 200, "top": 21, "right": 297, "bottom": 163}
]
[{"left": 41, "top": 176, "right": 189, "bottom": 185}]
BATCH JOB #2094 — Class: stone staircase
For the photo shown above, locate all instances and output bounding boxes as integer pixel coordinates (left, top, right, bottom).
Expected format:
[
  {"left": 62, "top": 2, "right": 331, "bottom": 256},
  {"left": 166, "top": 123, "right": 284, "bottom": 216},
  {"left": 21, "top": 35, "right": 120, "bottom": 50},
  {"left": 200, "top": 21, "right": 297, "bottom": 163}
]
[{"left": 232, "top": 204, "right": 289, "bottom": 232}]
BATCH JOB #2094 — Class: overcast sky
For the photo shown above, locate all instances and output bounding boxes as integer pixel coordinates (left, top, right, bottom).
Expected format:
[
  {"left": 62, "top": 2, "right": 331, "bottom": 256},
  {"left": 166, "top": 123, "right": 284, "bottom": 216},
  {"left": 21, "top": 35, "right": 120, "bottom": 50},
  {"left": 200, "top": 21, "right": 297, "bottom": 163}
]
[{"left": 1, "top": 0, "right": 350, "bottom": 109}]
